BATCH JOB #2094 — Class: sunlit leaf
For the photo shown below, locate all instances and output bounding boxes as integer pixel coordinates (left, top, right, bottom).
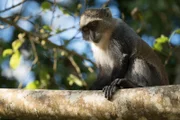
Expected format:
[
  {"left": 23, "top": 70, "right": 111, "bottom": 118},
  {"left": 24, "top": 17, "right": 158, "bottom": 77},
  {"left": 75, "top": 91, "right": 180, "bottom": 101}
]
[
  {"left": 77, "top": 4, "right": 82, "bottom": 10},
  {"left": 18, "top": 33, "right": 25, "bottom": 40},
  {"left": 41, "top": 40, "right": 46, "bottom": 46},
  {"left": 60, "top": 50, "right": 67, "bottom": 56},
  {"left": 2, "top": 49, "right": 13, "bottom": 57},
  {"left": 25, "top": 80, "right": 40, "bottom": 89},
  {"left": 67, "top": 74, "right": 83, "bottom": 87},
  {"left": 156, "top": 35, "right": 168, "bottom": 43},
  {"left": 10, "top": 51, "right": 21, "bottom": 69},
  {"left": 153, "top": 35, "right": 169, "bottom": 55},
  {"left": 41, "top": 1, "right": 51, "bottom": 10},
  {"left": 154, "top": 43, "right": 163, "bottom": 52},
  {"left": 12, "top": 40, "right": 23, "bottom": 51}
]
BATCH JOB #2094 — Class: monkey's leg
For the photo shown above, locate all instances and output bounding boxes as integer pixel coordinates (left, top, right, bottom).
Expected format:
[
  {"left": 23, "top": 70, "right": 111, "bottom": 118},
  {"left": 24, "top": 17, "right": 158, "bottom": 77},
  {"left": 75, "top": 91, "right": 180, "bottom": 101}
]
[{"left": 102, "top": 78, "right": 143, "bottom": 100}]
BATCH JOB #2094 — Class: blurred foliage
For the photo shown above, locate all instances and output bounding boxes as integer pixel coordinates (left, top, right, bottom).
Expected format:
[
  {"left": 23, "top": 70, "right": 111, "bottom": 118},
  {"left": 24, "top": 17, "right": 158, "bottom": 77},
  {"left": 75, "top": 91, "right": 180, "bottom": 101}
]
[
  {"left": 0, "top": 0, "right": 179, "bottom": 90},
  {"left": 117, "top": 0, "right": 180, "bottom": 36}
]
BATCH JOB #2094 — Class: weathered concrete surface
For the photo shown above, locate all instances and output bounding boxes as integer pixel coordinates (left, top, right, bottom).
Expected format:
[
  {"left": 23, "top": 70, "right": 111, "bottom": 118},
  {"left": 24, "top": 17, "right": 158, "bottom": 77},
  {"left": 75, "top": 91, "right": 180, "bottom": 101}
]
[{"left": 0, "top": 85, "right": 180, "bottom": 120}]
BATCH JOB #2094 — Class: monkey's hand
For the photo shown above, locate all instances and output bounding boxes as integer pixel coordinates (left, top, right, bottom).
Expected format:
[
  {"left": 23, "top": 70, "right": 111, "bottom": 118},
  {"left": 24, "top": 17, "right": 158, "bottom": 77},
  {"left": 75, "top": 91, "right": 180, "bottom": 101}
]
[
  {"left": 102, "top": 78, "right": 122, "bottom": 100},
  {"left": 102, "top": 78, "right": 141, "bottom": 100}
]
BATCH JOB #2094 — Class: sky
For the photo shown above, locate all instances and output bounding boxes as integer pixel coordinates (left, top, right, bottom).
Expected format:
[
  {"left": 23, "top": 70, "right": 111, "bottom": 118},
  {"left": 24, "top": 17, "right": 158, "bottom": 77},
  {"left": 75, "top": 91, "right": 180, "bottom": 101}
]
[{"left": 0, "top": 0, "right": 180, "bottom": 86}]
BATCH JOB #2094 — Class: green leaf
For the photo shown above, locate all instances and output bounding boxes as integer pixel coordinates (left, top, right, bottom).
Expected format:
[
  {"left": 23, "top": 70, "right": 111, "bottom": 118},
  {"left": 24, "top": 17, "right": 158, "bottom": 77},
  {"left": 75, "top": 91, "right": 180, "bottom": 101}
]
[
  {"left": 12, "top": 40, "right": 23, "bottom": 51},
  {"left": 154, "top": 35, "right": 169, "bottom": 52},
  {"left": 175, "top": 29, "right": 180, "bottom": 34},
  {"left": 156, "top": 35, "right": 168, "bottom": 43},
  {"left": 40, "top": 70, "right": 50, "bottom": 82},
  {"left": 43, "top": 25, "right": 52, "bottom": 32},
  {"left": 41, "top": 1, "right": 51, "bottom": 10},
  {"left": 2, "top": 49, "right": 13, "bottom": 57},
  {"left": 67, "top": 74, "right": 83, "bottom": 87},
  {"left": 10, "top": 51, "right": 21, "bottom": 69},
  {"left": 153, "top": 35, "right": 170, "bottom": 55},
  {"left": 62, "top": 9, "right": 70, "bottom": 15},
  {"left": 39, "top": 70, "right": 50, "bottom": 88},
  {"left": 154, "top": 43, "right": 163, "bottom": 52},
  {"left": 77, "top": 4, "right": 82, "bottom": 10},
  {"left": 25, "top": 80, "right": 40, "bottom": 89},
  {"left": 56, "top": 28, "right": 62, "bottom": 34},
  {"left": 58, "top": 6, "right": 70, "bottom": 15}
]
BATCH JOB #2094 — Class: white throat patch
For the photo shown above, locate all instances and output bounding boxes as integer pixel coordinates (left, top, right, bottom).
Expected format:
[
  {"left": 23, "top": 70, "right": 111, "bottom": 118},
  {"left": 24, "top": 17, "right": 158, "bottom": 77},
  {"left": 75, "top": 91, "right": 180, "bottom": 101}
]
[
  {"left": 91, "top": 43, "right": 114, "bottom": 69},
  {"left": 91, "top": 32, "right": 114, "bottom": 69}
]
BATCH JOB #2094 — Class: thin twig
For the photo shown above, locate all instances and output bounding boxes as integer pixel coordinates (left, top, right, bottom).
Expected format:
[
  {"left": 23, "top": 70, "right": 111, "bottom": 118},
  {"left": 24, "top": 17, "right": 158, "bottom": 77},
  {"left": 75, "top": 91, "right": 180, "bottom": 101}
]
[
  {"left": 29, "top": 36, "right": 38, "bottom": 65},
  {"left": 68, "top": 56, "right": 83, "bottom": 79},
  {"left": 53, "top": 48, "right": 57, "bottom": 72},
  {"left": 101, "top": 0, "right": 111, "bottom": 8},
  {"left": 68, "top": 56, "right": 87, "bottom": 88},
  {"left": 0, "top": 0, "right": 27, "bottom": 13},
  {"left": 69, "top": 30, "right": 80, "bottom": 41},
  {"left": 4, "top": 0, "right": 9, "bottom": 11},
  {"left": 12, "top": 0, "right": 25, "bottom": 24},
  {"left": 84, "top": 0, "right": 88, "bottom": 9},
  {"left": 164, "top": 30, "right": 176, "bottom": 66},
  {"left": 20, "top": 10, "right": 43, "bottom": 20},
  {"left": 50, "top": 0, "right": 57, "bottom": 27},
  {"left": 18, "top": 82, "right": 23, "bottom": 88}
]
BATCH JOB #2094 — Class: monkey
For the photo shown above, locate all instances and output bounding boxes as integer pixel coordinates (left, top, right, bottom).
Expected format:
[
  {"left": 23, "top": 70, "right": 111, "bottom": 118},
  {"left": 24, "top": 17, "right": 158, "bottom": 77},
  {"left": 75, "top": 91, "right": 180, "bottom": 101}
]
[{"left": 79, "top": 8, "right": 169, "bottom": 100}]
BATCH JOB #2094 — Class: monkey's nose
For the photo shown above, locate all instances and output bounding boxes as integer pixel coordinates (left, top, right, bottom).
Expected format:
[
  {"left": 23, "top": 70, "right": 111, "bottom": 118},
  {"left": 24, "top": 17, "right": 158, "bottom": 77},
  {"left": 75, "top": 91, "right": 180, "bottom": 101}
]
[{"left": 89, "top": 30, "right": 95, "bottom": 41}]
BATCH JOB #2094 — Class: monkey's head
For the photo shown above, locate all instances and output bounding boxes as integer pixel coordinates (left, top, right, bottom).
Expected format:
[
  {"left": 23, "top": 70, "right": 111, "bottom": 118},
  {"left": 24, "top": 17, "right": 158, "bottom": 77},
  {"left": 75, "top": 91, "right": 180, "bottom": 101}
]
[{"left": 80, "top": 8, "right": 113, "bottom": 43}]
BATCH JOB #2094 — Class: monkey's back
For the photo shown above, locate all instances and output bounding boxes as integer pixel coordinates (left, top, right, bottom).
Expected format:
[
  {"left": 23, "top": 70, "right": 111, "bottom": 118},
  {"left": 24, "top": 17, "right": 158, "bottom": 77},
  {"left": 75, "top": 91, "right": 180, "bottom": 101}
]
[
  {"left": 134, "top": 39, "right": 169, "bottom": 85},
  {"left": 112, "top": 18, "right": 169, "bottom": 86}
]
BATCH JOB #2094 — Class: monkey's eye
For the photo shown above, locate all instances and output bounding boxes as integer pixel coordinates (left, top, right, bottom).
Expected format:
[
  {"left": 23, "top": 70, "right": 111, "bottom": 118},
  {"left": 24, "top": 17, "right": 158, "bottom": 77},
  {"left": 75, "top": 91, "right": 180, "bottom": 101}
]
[
  {"left": 88, "top": 21, "right": 99, "bottom": 30},
  {"left": 90, "top": 21, "right": 98, "bottom": 27},
  {"left": 82, "top": 27, "right": 89, "bottom": 33}
]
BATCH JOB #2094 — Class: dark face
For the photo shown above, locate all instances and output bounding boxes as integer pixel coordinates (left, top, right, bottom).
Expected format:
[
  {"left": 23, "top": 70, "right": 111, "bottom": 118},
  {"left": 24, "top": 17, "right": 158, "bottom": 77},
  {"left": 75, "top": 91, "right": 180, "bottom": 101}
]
[{"left": 81, "top": 20, "right": 102, "bottom": 43}]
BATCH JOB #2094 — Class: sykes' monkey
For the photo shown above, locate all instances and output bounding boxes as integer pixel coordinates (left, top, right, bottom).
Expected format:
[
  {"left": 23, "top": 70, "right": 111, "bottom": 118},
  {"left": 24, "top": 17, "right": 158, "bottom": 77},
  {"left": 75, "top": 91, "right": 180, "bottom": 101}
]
[{"left": 79, "top": 8, "right": 169, "bottom": 100}]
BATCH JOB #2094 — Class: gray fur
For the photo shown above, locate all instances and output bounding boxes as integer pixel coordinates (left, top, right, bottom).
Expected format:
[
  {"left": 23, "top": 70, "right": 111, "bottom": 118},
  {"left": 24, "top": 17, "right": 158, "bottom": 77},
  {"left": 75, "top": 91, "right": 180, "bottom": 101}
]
[{"left": 80, "top": 8, "right": 169, "bottom": 90}]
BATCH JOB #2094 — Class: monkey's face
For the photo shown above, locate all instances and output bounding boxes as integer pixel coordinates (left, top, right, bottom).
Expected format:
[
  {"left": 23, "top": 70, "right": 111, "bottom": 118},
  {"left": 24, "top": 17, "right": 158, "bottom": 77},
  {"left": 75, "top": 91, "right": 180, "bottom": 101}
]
[
  {"left": 80, "top": 20, "right": 102, "bottom": 43},
  {"left": 80, "top": 8, "right": 113, "bottom": 43}
]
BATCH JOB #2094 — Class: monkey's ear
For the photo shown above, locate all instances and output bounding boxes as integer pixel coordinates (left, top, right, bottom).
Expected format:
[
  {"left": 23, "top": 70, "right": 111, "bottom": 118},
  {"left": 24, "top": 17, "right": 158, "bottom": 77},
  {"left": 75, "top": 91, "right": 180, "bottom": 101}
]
[
  {"left": 105, "top": 7, "right": 110, "bottom": 12},
  {"left": 105, "top": 7, "right": 112, "bottom": 17}
]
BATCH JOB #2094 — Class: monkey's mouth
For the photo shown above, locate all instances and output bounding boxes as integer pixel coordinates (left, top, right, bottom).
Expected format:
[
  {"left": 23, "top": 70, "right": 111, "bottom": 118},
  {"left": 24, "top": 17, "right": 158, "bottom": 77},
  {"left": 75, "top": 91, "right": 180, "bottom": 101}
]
[{"left": 89, "top": 30, "right": 101, "bottom": 43}]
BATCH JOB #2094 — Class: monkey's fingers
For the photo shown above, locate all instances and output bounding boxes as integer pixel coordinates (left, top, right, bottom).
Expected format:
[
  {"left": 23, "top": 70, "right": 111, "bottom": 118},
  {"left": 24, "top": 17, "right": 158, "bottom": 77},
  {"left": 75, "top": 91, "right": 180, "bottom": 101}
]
[
  {"left": 102, "top": 86, "right": 111, "bottom": 99},
  {"left": 111, "top": 78, "right": 122, "bottom": 86},
  {"left": 105, "top": 86, "right": 111, "bottom": 100},
  {"left": 102, "top": 85, "right": 118, "bottom": 100},
  {"left": 102, "top": 86, "right": 107, "bottom": 92}
]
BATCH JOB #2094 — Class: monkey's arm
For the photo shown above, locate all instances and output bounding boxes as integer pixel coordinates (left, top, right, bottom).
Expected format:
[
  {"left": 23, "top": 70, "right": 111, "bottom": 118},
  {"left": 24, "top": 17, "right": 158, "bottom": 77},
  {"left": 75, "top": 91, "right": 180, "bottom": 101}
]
[
  {"left": 103, "top": 78, "right": 143, "bottom": 100},
  {"left": 91, "top": 53, "right": 130, "bottom": 90},
  {"left": 103, "top": 55, "right": 146, "bottom": 100}
]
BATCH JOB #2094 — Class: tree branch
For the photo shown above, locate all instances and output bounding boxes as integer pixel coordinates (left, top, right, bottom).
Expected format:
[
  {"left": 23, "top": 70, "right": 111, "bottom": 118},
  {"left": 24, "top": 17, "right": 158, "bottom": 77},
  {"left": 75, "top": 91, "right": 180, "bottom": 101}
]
[
  {"left": 0, "top": 16, "right": 95, "bottom": 66},
  {"left": 0, "top": 85, "right": 180, "bottom": 120}
]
